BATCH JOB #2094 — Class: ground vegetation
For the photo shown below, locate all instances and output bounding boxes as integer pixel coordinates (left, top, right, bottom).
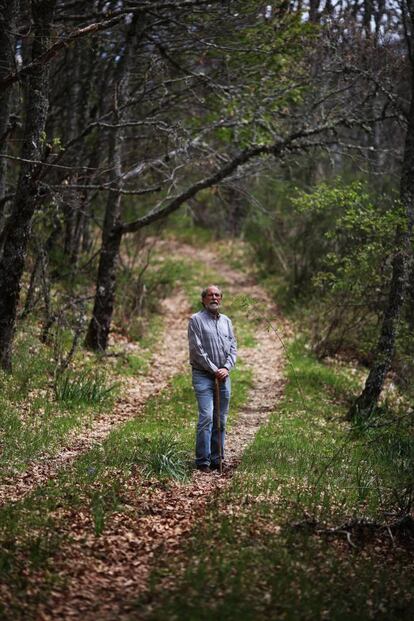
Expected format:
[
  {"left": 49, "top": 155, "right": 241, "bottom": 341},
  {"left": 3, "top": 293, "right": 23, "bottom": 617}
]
[{"left": 0, "top": 1, "right": 414, "bottom": 619}]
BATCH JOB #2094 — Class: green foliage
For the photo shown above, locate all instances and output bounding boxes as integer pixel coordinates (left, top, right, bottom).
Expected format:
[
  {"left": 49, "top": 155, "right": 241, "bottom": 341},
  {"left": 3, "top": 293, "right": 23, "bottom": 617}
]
[
  {"left": 244, "top": 175, "right": 315, "bottom": 303},
  {"left": 6, "top": 328, "right": 56, "bottom": 397},
  {"left": 0, "top": 364, "right": 252, "bottom": 616},
  {"left": 54, "top": 370, "right": 117, "bottom": 405},
  {"left": 0, "top": 332, "right": 115, "bottom": 478},
  {"left": 246, "top": 177, "right": 405, "bottom": 362},
  {"left": 352, "top": 407, "right": 414, "bottom": 514},
  {"left": 133, "top": 433, "right": 191, "bottom": 481},
  {"left": 248, "top": 178, "right": 399, "bottom": 299},
  {"left": 141, "top": 339, "right": 414, "bottom": 621},
  {"left": 163, "top": 210, "right": 215, "bottom": 245},
  {"left": 204, "top": 3, "right": 313, "bottom": 149},
  {"left": 293, "top": 182, "right": 402, "bottom": 358},
  {"left": 293, "top": 181, "right": 403, "bottom": 297}
]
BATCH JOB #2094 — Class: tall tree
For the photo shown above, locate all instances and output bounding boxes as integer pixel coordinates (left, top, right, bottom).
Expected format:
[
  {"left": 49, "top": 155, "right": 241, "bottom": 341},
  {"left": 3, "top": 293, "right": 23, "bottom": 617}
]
[
  {"left": 0, "top": 0, "right": 56, "bottom": 370},
  {"left": 84, "top": 15, "right": 143, "bottom": 350},
  {"left": 349, "top": 0, "right": 414, "bottom": 418},
  {"left": 0, "top": 0, "right": 18, "bottom": 204}
]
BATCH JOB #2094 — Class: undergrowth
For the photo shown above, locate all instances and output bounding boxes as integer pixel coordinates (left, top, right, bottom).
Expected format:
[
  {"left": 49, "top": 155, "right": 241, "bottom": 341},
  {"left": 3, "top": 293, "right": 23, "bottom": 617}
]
[
  {"left": 0, "top": 365, "right": 252, "bottom": 619},
  {"left": 0, "top": 331, "right": 117, "bottom": 477},
  {"left": 139, "top": 339, "right": 414, "bottom": 621},
  {"left": 0, "top": 233, "right": 253, "bottom": 478},
  {"left": 54, "top": 370, "right": 117, "bottom": 405}
]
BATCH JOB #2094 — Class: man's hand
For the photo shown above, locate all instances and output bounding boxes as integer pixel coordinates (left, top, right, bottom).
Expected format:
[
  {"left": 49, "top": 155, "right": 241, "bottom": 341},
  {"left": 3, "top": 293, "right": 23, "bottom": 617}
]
[{"left": 215, "top": 368, "right": 229, "bottom": 381}]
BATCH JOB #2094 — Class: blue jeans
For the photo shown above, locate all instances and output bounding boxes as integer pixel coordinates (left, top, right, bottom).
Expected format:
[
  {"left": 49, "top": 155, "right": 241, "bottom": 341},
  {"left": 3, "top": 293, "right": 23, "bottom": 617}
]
[{"left": 192, "top": 368, "right": 231, "bottom": 466}]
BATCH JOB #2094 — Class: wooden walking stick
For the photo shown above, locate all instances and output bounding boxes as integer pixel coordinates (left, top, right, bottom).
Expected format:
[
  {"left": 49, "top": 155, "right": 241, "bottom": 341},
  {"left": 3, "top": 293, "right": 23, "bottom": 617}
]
[{"left": 215, "top": 377, "right": 223, "bottom": 474}]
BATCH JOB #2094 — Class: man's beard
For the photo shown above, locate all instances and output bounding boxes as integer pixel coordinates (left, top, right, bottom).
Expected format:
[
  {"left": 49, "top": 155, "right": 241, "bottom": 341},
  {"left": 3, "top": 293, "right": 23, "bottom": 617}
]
[{"left": 207, "top": 301, "right": 219, "bottom": 313}]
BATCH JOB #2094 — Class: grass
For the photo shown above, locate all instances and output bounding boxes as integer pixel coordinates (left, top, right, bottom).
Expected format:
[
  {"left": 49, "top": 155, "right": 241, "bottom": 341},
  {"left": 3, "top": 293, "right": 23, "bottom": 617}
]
[
  {"left": 0, "top": 237, "right": 225, "bottom": 478},
  {"left": 133, "top": 432, "right": 190, "bottom": 481},
  {"left": 54, "top": 370, "right": 117, "bottom": 405},
  {"left": 0, "top": 327, "right": 119, "bottom": 479},
  {"left": 0, "top": 364, "right": 252, "bottom": 620},
  {"left": 137, "top": 338, "right": 414, "bottom": 621}
]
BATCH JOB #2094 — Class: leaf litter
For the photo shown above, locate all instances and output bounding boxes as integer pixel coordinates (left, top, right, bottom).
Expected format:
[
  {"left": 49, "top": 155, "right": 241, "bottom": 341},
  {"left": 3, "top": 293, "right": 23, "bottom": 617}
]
[
  {"left": 0, "top": 290, "right": 190, "bottom": 507},
  {"left": 2, "top": 241, "right": 287, "bottom": 620}
]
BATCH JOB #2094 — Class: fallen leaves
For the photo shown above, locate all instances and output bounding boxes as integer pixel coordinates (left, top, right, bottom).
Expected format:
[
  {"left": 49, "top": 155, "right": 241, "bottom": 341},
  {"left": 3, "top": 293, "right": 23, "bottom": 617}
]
[
  {"left": 1, "top": 240, "right": 287, "bottom": 620},
  {"left": 0, "top": 292, "right": 191, "bottom": 508}
]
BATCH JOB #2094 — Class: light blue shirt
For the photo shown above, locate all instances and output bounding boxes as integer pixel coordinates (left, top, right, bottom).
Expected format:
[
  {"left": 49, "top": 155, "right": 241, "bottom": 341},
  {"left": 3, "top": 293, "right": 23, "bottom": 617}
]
[{"left": 188, "top": 309, "right": 237, "bottom": 375}]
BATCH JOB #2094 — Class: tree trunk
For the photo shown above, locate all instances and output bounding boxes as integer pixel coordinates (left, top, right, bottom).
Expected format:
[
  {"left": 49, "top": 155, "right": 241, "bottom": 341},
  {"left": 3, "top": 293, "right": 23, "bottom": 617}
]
[
  {"left": 0, "top": 0, "right": 18, "bottom": 203},
  {"left": 347, "top": 246, "right": 409, "bottom": 418},
  {"left": 61, "top": 44, "right": 83, "bottom": 260},
  {"left": 0, "top": 0, "right": 56, "bottom": 371},
  {"left": 84, "top": 16, "right": 141, "bottom": 351},
  {"left": 83, "top": 113, "right": 125, "bottom": 353},
  {"left": 348, "top": 12, "right": 414, "bottom": 417},
  {"left": 309, "top": 0, "right": 321, "bottom": 23},
  {"left": 84, "top": 221, "right": 123, "bottom": 351}
]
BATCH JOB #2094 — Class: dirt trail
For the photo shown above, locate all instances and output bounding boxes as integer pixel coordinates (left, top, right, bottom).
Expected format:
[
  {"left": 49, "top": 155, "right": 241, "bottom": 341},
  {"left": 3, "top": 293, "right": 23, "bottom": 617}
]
[
  {"left": 0, "top": 291, "right": 191, "bottom": 508},
  {"left": 33, "top": 241, "right": 286, "bottom": 620}
]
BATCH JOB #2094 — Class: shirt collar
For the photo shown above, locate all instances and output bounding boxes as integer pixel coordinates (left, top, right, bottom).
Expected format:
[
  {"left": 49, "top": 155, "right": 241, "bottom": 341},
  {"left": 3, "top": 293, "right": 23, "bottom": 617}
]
[{"left": 203, "top": 308, "right": 220, "bottom": 319}]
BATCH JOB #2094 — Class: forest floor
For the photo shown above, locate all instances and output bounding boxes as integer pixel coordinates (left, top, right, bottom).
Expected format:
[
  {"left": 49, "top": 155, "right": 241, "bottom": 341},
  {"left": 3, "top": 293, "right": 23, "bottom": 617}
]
[
  {"left": 0, "top": 238, "right": 287, "bottom": 620},
  {"left": 0, "top": 239, "right": 283, "bottom": 508},
  {"left": 2, "top": 237, "right": 414, "bottom": 621},
  {"left": 38, "top": 241, "right": 286, "bottom": 620}
]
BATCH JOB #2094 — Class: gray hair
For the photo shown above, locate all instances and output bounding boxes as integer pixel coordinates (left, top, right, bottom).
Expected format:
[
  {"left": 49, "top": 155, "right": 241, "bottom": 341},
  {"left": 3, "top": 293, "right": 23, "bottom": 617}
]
[{"left": 201, "top": 285, "right": 222, "bottom": 300}]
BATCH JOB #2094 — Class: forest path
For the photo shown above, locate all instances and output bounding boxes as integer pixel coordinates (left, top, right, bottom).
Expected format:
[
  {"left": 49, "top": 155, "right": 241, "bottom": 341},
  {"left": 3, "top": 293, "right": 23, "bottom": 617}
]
[
  {"left": 34, "top": 240, "right": 286, "bottom": 620},
  {"left": 0, "top": 290, "right": 191, "bottom": 507}
]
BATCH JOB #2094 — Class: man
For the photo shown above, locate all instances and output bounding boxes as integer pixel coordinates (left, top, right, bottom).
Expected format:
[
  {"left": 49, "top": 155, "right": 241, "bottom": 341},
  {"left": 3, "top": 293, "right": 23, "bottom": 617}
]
[{"left": 188, "top": 285, "right": 237, "bottom": 472}]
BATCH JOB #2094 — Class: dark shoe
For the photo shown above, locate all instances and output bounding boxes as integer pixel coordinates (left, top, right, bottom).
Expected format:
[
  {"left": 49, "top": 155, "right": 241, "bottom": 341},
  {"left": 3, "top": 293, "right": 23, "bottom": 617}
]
[
  {"left": 210, "top": 462, "right": 225, "bottom": 471},
  {"left": 196, "top": 464, "right": 211, "bottom": 473}
]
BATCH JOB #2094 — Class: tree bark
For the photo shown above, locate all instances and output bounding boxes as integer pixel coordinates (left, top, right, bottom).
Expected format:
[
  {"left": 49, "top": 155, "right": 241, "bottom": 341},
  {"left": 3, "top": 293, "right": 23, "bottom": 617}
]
[
  {"left": 84, "top": 220, "right": 123, "bottom": 351},
  {"left": 83, "top": 117, "right": 124, "bottom": 351},
  {"left": 0, "top": 0, "right": 56, "bottom": 370},
  {"left": 84, "top": 17, "right": 140, "bottom": 351},
  {"left": 348, "top": 3, "right": 414, "bottom": 418},
  {"left": 0, "top": 0, "right": 18, "bottom": 203},
  {"left": 309, "top": 0, "right": 321, "bottom": 23}
]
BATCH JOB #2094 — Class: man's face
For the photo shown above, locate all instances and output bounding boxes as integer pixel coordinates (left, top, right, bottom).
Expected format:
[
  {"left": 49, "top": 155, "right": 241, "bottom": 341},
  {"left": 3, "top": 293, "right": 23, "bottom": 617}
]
[{"left": 204, "top": 287, "right": 222, "bottom": 313}]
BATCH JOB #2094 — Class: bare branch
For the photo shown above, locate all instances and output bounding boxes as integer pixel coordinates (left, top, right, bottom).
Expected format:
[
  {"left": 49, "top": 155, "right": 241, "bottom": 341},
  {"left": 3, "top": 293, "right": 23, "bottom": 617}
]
[
  {"left": 0, "top": 0, "right": 224, "bottom": 90},
  {"left": 50, "top": 183, "right": 161, "bottom": 195}
]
